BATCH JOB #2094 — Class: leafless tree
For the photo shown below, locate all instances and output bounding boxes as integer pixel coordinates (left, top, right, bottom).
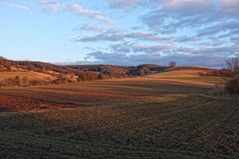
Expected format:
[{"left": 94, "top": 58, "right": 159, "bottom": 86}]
[
  {"left": 169, "top": 61, "right": 176, "bottom": 68},
  {"left": 226, "top": 57, "right": 239, "bottom": 74}
]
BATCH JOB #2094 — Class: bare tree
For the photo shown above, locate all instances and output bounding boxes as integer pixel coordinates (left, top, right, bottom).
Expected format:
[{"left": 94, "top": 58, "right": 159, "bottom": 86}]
[
  {"left": 220, "top": 57, "right": 239, "bottom": 97},
  {"left": 226, "top": 57, "right": 239, "bottom": 74},
  {"left": 169, "top": 61, "right": 176, "bottom": 68}
]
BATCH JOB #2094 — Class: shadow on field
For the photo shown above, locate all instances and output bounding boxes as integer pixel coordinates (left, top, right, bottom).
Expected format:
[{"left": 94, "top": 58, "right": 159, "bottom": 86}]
[
  {"left": 0, "top": 107, "right": 12, "bottom": 112},
  {"left": 0, "top": 94, "right": 75, "bottom": 112},
  {"left": 0, "top": 94, "right": 239, "bottom": 158}
]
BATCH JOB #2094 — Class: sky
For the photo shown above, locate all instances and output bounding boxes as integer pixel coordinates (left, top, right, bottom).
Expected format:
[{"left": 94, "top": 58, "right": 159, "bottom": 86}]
[{"left": 0, "top": 0, "right": 239, "bottom": 67}]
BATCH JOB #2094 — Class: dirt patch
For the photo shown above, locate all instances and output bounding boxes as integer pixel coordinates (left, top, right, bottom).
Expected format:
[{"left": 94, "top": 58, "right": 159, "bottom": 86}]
[{"left": 0, "top": 95, "right": 75, "bottom": 112}]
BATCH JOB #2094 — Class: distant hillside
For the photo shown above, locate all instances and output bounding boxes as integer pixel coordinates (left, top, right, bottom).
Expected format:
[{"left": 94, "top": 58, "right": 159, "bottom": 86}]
[
  {"left": 0, "top": 58, "right": 167, "bottom": 87},
  {"left": 146, "top": 66, "right": 220, "bottom": 86}
]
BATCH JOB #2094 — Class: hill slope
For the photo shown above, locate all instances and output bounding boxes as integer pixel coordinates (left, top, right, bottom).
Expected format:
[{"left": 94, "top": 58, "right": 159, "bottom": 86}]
[
  {"left": 0, "top": 57, "right": 222, "bottom": 88},
  {"left": 146, "top": 66, "right": 221, "bottom": 86},
  {"left": 0, "top": 73, "right": 238, "bottom": 158},
  {"left": 0, "top": 58, "right": 168, "bottom": 87}
]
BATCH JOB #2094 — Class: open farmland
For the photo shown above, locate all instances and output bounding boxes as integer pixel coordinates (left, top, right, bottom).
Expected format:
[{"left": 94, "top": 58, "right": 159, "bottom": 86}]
[
  {"left": 147, "top": 67, "right": 222, "bottom": 86},
  {"left": 0, "top": 70, "right": 238, "bottom": 159}
]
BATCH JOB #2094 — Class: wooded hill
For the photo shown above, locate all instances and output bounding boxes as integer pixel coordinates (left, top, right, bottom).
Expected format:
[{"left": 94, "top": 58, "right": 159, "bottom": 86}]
[{"left": 0, "top": 57, "right": 167, "bottom": 87}]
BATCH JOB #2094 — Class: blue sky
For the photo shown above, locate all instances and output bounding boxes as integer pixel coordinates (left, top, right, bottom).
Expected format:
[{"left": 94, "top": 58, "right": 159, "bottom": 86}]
[{"left": 0, "top": 0, "right": 238, "bottom": 67}]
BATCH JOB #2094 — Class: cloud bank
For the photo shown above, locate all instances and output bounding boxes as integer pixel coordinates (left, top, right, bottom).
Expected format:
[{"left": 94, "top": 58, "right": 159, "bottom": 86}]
[
  {"left": 1, "top": 0, "right": 238, "bottom": 67},
  {"left": 76, "top": 0, "right": 239, "bottom": 67}
]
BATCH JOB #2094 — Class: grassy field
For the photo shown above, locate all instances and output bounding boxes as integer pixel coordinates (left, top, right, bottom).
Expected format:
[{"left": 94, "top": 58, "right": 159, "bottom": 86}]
[
  {"left": 0, "top": 71, "right": 55, "bottom": 81},
  {"left": 147, "top": 68, "right": 222, "bottom": 86},
  {"left": 0, "top": 70, "right": 238, "bottom": 158}
]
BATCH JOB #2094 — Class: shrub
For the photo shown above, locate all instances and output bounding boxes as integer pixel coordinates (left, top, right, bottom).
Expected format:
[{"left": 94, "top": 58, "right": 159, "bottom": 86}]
[
  {"left": 15, "top": 76, "right": 21, "bottom": 86},
  {"left": 98, "top": 74, "right": 103, "bottom": 80},
  {"left": 3, "top": 76, "right": 20, "bottom": 87},
  {"left": 1, "top": 76, "right": 30, "bottom": 87},
  {"left": 77, "top": 71, "right": 101, "bottom": 81},
  {"left": 52, "top": 75, "right": 70, "bottom": 84},
  {"left": 78, "top": 72, "right": 87, "bottom": 81},
  {"left": 29, "top": 80, "right": 48, "bottom": 86},
  {"left": 225, "top": 76, "right": 239, "bottom": 96},
  {"left": 100, "top": 66, "right": 129, "bottom": 78}
]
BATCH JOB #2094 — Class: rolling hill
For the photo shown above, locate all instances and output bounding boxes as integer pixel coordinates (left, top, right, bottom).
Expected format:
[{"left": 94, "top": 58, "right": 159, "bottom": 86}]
[
  {"left": 0, "top": 69, "right": 238, "bottom": 158},
  {"left": 0, "top": 58, "right": 169, "bottom": 87}
]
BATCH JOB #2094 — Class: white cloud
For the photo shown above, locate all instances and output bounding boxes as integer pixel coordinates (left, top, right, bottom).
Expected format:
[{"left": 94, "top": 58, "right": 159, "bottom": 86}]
[
  {"left": 74, "top": 28, "right": 123, "bottom": 42},
  {"left": 2, "top": 2, "right": 30, "bottom": 12},
  {"left": 37, "top": 0, "right": 62, "bottom": 12},
  {"left": 37, "top": 1, "right": 113, "bottom": 24},
  {"left": 67, "top": 3, "right": 113, "bottom": 24},
  {"left": 33, "top": 0, "right": 238, "bottom": 66},
  {"left": 85, "top": 50, "right": 228, "bottom": 67}
]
